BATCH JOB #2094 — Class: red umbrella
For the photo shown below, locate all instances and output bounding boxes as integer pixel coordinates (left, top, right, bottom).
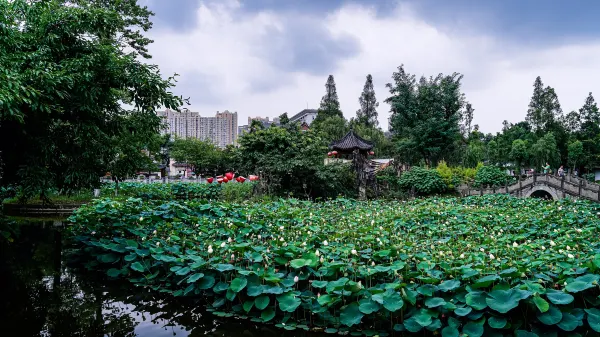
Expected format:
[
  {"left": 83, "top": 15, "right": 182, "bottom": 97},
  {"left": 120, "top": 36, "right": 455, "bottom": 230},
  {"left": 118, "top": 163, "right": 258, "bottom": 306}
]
[
  {"left": 225, "top": 172, "right": 234, "bottom": 180},
  {"left": 207, "top": 177, "right": 214, "bottom": 183}
]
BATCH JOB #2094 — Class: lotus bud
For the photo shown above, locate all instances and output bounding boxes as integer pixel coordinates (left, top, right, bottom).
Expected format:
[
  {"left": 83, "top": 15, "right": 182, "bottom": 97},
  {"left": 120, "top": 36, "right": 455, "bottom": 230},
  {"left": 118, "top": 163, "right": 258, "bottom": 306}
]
[
  {"left": 460, "top": 253, "right": 465, "bottom": 258},
  {"left": 91, "top": 231, "right": 96, "bottom": 235},
  {"left": 139, "top": 217, "right": 144, "bottom": 221},
  {"left": 317, "top": 293, "right": 320, "bottom": 298},
  {"left": 231, "top": 254, "right": 235, "bottom": 260},
  {"left": 371, "top": 261, "right": 375, "bottom": 266},
  {"left": 513, "top": 242, "right": 518, "bottom": 248},
  {"left": 208, "top": 246, "right": 213, "bottom": 254},
  {"left": 257, "top": 235, "right": 261, "bottom": 239},
  {"left": 294, "top": 276, "right": 299, "bottom": 283},
  {"left": 320, "top": 256, "right": 324, "bottom": 263},
  {"left": 228, "top": 237, "right": 232, "bottom": 243},
  {"left": 156, "top": 242, "right": 160, "bottom": 247}
]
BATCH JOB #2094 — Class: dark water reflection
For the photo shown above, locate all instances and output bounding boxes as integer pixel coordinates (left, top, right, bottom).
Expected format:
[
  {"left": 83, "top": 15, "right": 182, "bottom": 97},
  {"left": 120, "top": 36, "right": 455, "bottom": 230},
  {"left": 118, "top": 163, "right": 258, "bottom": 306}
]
[{"left": 0, "top": 219, "right": 325, "bottom": 337}]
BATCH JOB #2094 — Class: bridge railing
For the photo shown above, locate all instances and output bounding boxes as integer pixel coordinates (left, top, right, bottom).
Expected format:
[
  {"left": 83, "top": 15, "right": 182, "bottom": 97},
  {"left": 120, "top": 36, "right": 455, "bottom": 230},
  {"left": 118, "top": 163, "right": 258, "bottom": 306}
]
[{"left": 457, "top": 173, "right": 600, "bottom": 202}]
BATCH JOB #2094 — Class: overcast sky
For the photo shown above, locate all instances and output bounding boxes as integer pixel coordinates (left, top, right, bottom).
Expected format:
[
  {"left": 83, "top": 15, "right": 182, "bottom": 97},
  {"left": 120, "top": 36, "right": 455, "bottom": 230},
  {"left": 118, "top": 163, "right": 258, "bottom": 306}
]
[{"left": 141, "top": 0, "right": 600, "bottom": 133}]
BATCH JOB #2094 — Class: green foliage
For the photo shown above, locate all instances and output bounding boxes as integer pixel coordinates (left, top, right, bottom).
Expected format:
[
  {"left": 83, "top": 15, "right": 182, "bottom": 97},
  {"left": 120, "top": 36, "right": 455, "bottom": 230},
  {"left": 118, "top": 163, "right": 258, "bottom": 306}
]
[
  {"left": 473, "top": 166, "right": 509, "bottom": 188},
  {"left": 0, "top": 0, "right": 183, "bottom": 200},
  {"left": 237, "top": 125, "right": 352, "bottom": 199},
  {"left": 312, "top": 116, "right": 348, "bottom": 144},
  {"left": 314, "top": 75, "right": 343, "bottom": 122},
  {"left": 386, "top": 65, "right": 465, "bottom": 166},
  {"left": 171, "top": 138, "right": 222, "bottom": 176},
  {"left": 70, "top": 195, "right": 600, "bottom": 334},
  {"left": 436, "top": 161, "right": 461, "bottom": 189},
  {"left": 101, "top": 182, "right": 254, "bottom": 202},
  {"left": 510, "top": 139, "right": 529, "bottom": 174},
  {"left": 568, "top": 140, "right": 584, "bottom": 170},
  {"left": 530, "top": 132, "right": 560, "bottom": 169},
  {"left": 356, "top": 74, "right": 379, "bottom": 127},
  {"left": 398, "top": 167, "right": 447, "bottom": 196}
]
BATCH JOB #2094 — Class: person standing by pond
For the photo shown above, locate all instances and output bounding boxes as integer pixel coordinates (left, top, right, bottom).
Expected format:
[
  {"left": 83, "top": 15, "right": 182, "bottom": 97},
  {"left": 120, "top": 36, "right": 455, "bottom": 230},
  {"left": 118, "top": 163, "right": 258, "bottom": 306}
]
[
  {"left": 558, "top": 166, "right": 564, "bottom": 178},
  {"left": 543, "top": 162, "right": 551, "bottom": 175}
]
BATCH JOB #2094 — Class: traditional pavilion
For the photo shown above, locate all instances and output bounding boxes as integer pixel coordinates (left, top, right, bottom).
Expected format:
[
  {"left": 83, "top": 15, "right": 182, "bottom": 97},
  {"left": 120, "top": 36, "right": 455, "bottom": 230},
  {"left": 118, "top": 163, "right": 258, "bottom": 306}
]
[{"left": 329, "top": 129, "right": 378, "bottom": 199}]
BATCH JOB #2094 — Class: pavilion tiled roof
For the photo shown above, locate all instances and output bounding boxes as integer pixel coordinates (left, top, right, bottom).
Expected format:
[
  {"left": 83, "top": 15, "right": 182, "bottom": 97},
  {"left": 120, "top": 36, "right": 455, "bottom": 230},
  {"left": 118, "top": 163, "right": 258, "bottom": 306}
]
[{"left": 330, "top": 129, "right": 374, "bottom": 152}]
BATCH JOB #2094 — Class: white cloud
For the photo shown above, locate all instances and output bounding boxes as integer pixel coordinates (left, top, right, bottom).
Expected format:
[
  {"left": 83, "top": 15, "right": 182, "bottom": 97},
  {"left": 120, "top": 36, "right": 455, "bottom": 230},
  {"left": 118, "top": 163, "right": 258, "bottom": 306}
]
[{"left": 147, "top": 0, "right": 600, "bottom": 133}]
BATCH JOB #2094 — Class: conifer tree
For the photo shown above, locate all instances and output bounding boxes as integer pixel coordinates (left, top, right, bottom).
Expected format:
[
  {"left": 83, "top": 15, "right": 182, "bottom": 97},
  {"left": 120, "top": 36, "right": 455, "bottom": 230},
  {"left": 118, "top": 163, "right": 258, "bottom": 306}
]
[
  {"left": 356, "top": 74, "right": 379, "bottom": 127},
  {"left": 317, "top": 75, "right": 343, "bottom": 119}
]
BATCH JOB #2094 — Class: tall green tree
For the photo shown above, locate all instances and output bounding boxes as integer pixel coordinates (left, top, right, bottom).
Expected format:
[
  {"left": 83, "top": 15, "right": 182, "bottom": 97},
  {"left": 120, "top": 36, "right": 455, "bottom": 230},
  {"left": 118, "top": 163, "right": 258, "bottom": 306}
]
[
  {"left": 356, "top": 74, "right": 379, "bottom": 127},
  {"left": 313, "top": 116, "right": 348, "bottom": 143},
  {"left": 0, "top": 0, "right": 183, "bottom": 199},
  {"left": 170, "top": 138, "right": 219, "bottom": 177},
  {"left": 386, "top": 65, "right": 465, "bottom": 166},
  {"left": 568, "top": 140, "right": 584, "bottom": 171},
  {"left": 278, "top": 112, "right": 290, "bottom": 126},
  {"left": 579, "top": 92, "right": 600, "bottom": 125},
  {"left": 529, "top": 133, "right": 560, "bottom": 170},
  {"left": 510, "top": 139, "right": 529, "bottom": 175},
  {"left": 462, "top": 103, "right": 475, "bottom": 136},
  {"left": 313, "top": 75, "right": 343, "bottom": 126},
  {"left": 526, "top": 76, "right": 546, "bottom": 132}
]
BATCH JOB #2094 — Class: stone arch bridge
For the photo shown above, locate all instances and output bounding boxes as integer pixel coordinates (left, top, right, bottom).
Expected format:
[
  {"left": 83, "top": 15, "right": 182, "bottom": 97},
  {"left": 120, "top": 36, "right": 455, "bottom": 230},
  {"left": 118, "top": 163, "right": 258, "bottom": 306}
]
[{"left": 457, "top": 174, "right": 600, "bottom": 202}]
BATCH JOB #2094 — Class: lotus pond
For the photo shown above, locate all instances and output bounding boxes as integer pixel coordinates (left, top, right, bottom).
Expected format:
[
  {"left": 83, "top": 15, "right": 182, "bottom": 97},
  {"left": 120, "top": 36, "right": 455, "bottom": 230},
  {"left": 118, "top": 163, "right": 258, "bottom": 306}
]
[{"left": 69, "top": 195, "right": 600, "bottom": 336}]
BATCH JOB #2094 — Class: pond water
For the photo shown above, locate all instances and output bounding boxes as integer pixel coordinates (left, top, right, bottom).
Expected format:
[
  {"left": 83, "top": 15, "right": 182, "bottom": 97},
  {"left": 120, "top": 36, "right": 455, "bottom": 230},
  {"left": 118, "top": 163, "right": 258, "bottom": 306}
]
[{"left": 0, "top": 219, "right": 325, "bottom": 337}]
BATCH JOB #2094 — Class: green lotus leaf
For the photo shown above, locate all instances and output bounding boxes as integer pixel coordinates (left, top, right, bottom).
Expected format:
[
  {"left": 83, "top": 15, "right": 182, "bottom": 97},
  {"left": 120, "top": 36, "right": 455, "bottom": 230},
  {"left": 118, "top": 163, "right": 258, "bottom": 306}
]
[
  {"left": 438, "top": 279, "right": 461, "bottom": 292},
  {"left": 466, "top": 291, "right": 488, "bottom": 310},
  {"left": 340, "top": 303, "right": 364, "bottom": 327},
  {"left": 537, "top": 305, "right": 563, "bottom": 325},
  {"left": 246, "top": 284, "right": 264, "bottom": 296},
  {"left": 532, "top": 296, "right": 549, "bottom": 313},
  {"left": 382, "top": 290, "right": 404, "bottom": 312},
  {"left": 565, "top": 281, "right": 594, "bottom": 293},
  {"left": 214, "top": 263, "right": 235, "bottom": 272},
  {"left": 454, "top": 307, "right": 472, "bottom": 316},
  {"left": 358, "top": 299, "right": 380, "bottom": 314},
  {"left": 546, "top": 290, "right": 574, "bottom": 305},
  {"left": 261, "top": 307, "right": 275, "bottom": 322},
  {"left": 175, "top": 267, "right": 191, "bottom": 276},
  {"left": 277, "top": 292, "right": 301, "bottom": 312},
  {"left": 403, "top": 317, "right": 423, "bottom": 333},
  {"left": 488, "top": 316, "right": 507, "bottom": 329},
  {"left": 130, "top": 262, "right": 145, "bottom": 272},
  {"left": 515, "top": 330, "right": 539, "bottom": 337},
  {"left": 107, "top": 268, "right": 121, "bottom": 277},
  {"left": 413, "top": 309, "right": 433, "bottom": 327},
  {"left": 417, "top": 284, "right": 435, "bottom": 297},
  {"left": 312, "top": 280, "right": 328, "bottom": 288},
  {"left": 230, "top": 277, "right": 248, "bottom": 293},
  {"left": 213, "top": 282, "right": 229, "bottom": 293},
  {"left": 557, "top": 313, "right": 580, "bottom": 331},
  {"left": 585, "top": 308, "right": 600, "bottom": 332},
  {"left": 425, "top": 297, "right": 446, "bottom": 308},
  {"left": 187, "top": 273, "right": 204, "bottom": 283},
  {"left": 462, "top": 318, "right": 485, "bottom": 337},
  {"left": 212, "top": 297, "right": 226, "bottom": 308},
  {"left": 290, "top": 258, "right": 308, "bottom": 269},
  {"left": 197, "top": 275, "right": 215, "bottom": 289},
  {"left": 486, "top": 289, "right": 530, "bottom": 313},
  {"left": 441, "top": 326, "right": 459, "bottom": 337},
  {"left": 243, "top": 300, "right": 254, "bottom": 313},
  {"left": 255, "top": 295, "right": 270, "bottom": 310}
]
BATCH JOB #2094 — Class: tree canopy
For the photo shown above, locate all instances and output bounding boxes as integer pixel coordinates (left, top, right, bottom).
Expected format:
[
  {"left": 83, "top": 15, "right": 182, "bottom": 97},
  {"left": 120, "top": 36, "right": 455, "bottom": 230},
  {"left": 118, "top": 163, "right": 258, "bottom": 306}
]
[{"left": 0, "top": 0, "right": 183, "bottom": 199}]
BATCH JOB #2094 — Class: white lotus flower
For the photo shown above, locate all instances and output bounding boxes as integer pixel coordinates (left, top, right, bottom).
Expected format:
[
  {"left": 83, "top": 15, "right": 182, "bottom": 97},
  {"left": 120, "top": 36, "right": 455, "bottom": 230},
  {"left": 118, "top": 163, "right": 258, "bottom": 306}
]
[
  {"left": 279, "top": 226, "right": 284, "bottom": 230},
  {"left": 153, "top": 230, "right": 157, "bottom": 235},
  {"left": 371, "top": 261, "right": 375, "bottom": 266},
  {"left": 566, "top": 245, "right": 571, "bottom": 250},
  {"left": 294, "top": 276, "right": 299, "bottom": 283},
  {"left": 139, "top": 217, "right": 143, "bottom": 221},
  {"left": 480, "top": 248, "right": 485, "bottom": 252},
  {"left": 231, "top": 254, "right": 235, "bottom": 260},
  {"left": 550, "top": 240, "right": 556, "bottom": 246},
  {"left": 156, "top": 242, "right": 160, "bottom": 246},
  {"left": 220, "top": 242, "right": 226, "bottom": 248},
  {"left": 460, "top": 253, "right": 465, "bottom": 259},
  {"left": 315, "top": 249, "right": 320, "bottom": 256},
  {"left": 489, "top": 253, "right": 495, "bottom": 260},
  {"left": 320, "top": 256, "right": 324, "bottom": 263},
  {"left": 323, "top": 240, "right": 328, "bottom": 246},
  {"left": 568, "top": 253, "right": 574, "bottom": 259},
  {"left": 228, "top": 237, "right": 233, "bottom": 243},
  {"left": 576, "top": 228, "right": 582, "bottom": 233},
  {"left": 512, "top": 242, "right": 518, "bottom": 248},
  {"left": 351, "top": 249, "right": 357, "bottom": 255},
  {"left": 91, "top": 231, "right": 96, "bottom": 235},
  {"left": 541, "top": 246, "right": 546, "bottom": 250},
  {"left": 302, "top": 242, "right": 307, "bottom": 246},
  {"left": 279, "top": 237, "right": 284, "bottom": 242},
  {"left": 257, "top": 235, "right": 261, "bottom": 239},
  {"left": 208, "top": 246, "right": 213, "bottom": 254}
]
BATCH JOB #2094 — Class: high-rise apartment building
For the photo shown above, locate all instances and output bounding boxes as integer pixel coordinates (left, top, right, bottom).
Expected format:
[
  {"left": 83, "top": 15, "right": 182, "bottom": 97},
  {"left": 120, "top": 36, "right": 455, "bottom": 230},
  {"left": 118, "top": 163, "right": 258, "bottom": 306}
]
[{"left": 157, "top": 109, "right": 238, "bottom": 148}]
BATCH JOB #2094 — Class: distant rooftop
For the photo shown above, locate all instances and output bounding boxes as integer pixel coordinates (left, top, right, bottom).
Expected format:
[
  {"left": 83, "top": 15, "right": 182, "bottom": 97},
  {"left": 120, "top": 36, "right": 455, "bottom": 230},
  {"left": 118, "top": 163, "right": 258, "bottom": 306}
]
[
  {"left": 330, "top": 130, "right": 374, "bottom": 152},
  {"left": 289, "top": 109, "right": 318, "bottom": 122}
]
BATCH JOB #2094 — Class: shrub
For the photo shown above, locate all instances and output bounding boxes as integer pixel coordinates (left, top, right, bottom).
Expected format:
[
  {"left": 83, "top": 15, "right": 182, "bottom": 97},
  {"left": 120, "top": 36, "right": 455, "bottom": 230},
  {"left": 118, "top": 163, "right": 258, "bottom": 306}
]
[
  {"left": 436, "top": 161, "right": 461, "bottom": 189},
  {"left": 473, "top": 165, "right": 509, "bottom": 187},
  {"left": 221, "top": 181, "right": 254, "bottom": 202},
  {"left": 398, "top": 167, "right": 446, "bottom": 196}
]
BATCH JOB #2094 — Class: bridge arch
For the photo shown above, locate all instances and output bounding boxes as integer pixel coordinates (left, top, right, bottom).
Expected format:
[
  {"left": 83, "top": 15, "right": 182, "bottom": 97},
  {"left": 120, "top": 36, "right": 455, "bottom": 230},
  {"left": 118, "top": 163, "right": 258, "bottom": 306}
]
[{"left": 523, "top": 185, "right": 560, "bottom": 200}]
